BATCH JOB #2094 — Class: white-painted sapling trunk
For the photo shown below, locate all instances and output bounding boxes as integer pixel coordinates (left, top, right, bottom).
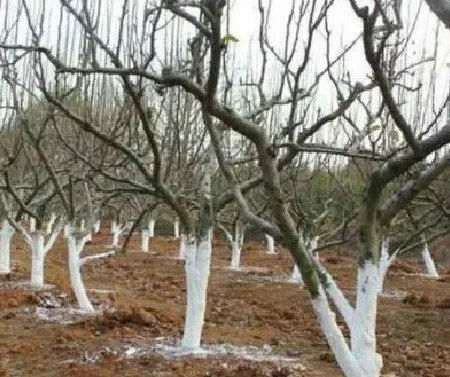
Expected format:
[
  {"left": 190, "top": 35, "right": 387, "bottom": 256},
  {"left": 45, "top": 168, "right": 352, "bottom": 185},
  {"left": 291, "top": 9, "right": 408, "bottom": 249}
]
[
  {"left": 378, "top": 239, "right": 391, "bottom": 293},
  {"left": 46, "top": 213, "right": 56, "bottom": 235},
  {"left": 80, "top": 219, "right": 85, "bottom": 233},
  {"left": 93, "top": 220, "right": 101, "bottom": 234},
  {"left": 66, "top": 229, "right": 95, "bottom": 312},
  {"left": 30, "top": 233, "right": 45, "bottom": 287},
  {"left": 111, "top": 220, "right": 117, "bottom": 234},
  {"left": 181, "top": 231, "right": 213, "bottom": 351},
  {"left": 290, "top": 264, "right": 303, "bottom": 284},
  {"left": 148, "top": 218, "right": 155, "bottom": 238},
  {"left": 29, "top": 217, "right": 36, "bottom": 233},
  {"left": 265, "top": 234, "right": 275, "bottom": 254},
  {"left": 421, "top": 239, "right": 439, "bottom": 278},
  {"left": 230, "top": 222, "right": 245, "bottom": 270},
  {"left": 141, "top": 230, "right": 150, "bottom": 252},
  {"left": 179, "top": 233, "right": 186, "bottom": 260},
  {"left": 173, "top": 220, "right": 180, "bottom": 239},
  {"left": 0, "top": 220, "right": 14, "bottom": 274}
]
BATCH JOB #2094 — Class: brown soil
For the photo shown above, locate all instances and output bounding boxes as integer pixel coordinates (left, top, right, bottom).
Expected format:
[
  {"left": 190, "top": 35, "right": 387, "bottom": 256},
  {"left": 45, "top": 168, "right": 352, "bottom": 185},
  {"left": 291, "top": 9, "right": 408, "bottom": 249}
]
[{"left": 0, "top": 229, "right": 449, "bottom": 377}]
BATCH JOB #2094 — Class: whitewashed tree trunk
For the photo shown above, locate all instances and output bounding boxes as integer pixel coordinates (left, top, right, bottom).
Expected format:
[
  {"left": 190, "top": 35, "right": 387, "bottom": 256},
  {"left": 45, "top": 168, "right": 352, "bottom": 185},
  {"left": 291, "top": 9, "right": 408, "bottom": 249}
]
[
  {"left": 30, "top": 233, "right": 45, "bottom": 287},
  {"left": 179, "top": 233, "right": 187, "bottom": 260},
  {"left": 378, "top": 239, "right": 391, "bottom": 293},
  {"left": 112, "top": 230, "right": 120, "bottom": 248},
  {"left": 141, "top": 229, "right": 150, "bottom": 252},
  {"left": 421, "top": 239, "right": 439, "bottom": 278},
  {"left": 46, "top": 213, "right": 56, "bottom": 235},
  {"left": 0, "top": 220, "right": 14, "bottom": 274},
  {"left": 29, "top": 217, "right": 36, "bottom": 233},
  {"left": 110, "top": 220, "right": 117, "bottom": 234},
  {"left": 173, "top": 219, "right": 180, "bottom": 239},
  {"left": 80, "top": 219, "right": 85, "bottom": 233},
  {"left": 230, "top": 222, "right": 245, "bottom": 270},
  {"left": 93, "top": 220, "right": 101, "bottom": 234},
  {"left": 290, "top": 264, "right": 304, "bottom": 284},
  {"left": 66, "top": 229, "right": 94, "bottom": 312},
  {"left": 350, "top": 262, "right": 383, "bottom": 377},
  {"left": 148, "top": 218, "right": 155, "bottom": 237},
  {"left": 63, "top": 224, "right": 70, "bottom": 238},
  {"left": 265, "top": 234, "right": 275, "bottom": 254},
  {"left": 181, "top": 231, "right": 212, "bottom": 351}
]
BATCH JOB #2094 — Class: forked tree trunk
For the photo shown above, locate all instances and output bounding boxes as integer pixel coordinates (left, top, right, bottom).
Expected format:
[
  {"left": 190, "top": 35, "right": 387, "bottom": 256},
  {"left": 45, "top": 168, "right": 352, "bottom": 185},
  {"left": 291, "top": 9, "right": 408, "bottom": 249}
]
[
  {"left": 66, "top": 228, "right": 95, "bottom": 312},
  {"left": 0, "top": 220, "right": 14, "bottom": 274},
  {"left": 141, "top": 229, "right": 150, "bottom": 252},
  {"left": 265, "top": 234, "right": 275, "bottom": 254},
  {"left": 421, "top": 241, "right": 439, "bottom": 277},
  {"left": 181, "top": 231, "right": 213, "bottom": 351}
]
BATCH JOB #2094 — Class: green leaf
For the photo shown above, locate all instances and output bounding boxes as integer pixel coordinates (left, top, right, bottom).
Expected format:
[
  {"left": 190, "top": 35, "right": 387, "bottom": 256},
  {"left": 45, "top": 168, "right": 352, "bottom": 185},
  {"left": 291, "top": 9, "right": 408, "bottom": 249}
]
[{"left": 222, "top": 34, "right": 239, "bottom": 43}]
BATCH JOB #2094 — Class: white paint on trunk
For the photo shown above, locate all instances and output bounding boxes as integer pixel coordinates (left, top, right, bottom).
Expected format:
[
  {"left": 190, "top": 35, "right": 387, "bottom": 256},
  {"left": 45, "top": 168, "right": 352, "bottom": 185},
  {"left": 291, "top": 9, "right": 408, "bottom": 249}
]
[
  {"left": 351, "top": 262, "right": 383, "bottom": 377},
  {"left": 378, "top": 239, "right": 391, "bottom": 293},
  {"left": 289, "top": 264, "right": 304, "bottom": 284},
  {"left": 173, "top": 220, "right": 180, "bottom": 239},
  {"left": 93, "top": 220, "right": 101, "bottom": 234},
  {"left": 265, "top": 234, "right": 275, "bottom": 254},
  {"left": 421, "top": 242, "right": 439, "bottom": 278},
  {"left": 66, "top": 229, "right": 94, "bottom": 312},
  {"left": 112, "top": 231, "right": 120, "bottom": 248},
  {"left": 148, "top": 218, "right": 155, "bottom": 238},
  {"left": 63, "top": 224, "right": 70, "bottom": 238},
  {"left": 46, "top": 213, "right": 56, "bottom": 235},
  {"left": 30, "top": 217, "right": 36, "bottom": 233},
  {"left": 141, "top": 230, "right": 150, "bottom": 252},
  {"left": 30, "top": 233, "right": 45, "bottom": 287},
  {"left": 80, "top": 219, "right": 85, "bottom": 233},
  {"left": 111, "top": 220, "right": 117, "bottom": 234},
  {"left": 181, "top": 231, "right": 212, "bottom": 351},
  {"left": 179, "top": 233, "right": 186, "bottom": 260},
  {"left": 312, "top": 286, "right": 364, "bottom": 377},
  {"left": 0, "top": 220, "right": 14, "bottom": 274}
]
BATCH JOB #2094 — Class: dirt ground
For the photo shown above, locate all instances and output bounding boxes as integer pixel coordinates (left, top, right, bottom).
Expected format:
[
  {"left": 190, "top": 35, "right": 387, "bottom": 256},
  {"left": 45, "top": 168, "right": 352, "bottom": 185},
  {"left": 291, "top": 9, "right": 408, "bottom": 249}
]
[{"left": 0, "top": 229, "right": 449, "bottom": 377}]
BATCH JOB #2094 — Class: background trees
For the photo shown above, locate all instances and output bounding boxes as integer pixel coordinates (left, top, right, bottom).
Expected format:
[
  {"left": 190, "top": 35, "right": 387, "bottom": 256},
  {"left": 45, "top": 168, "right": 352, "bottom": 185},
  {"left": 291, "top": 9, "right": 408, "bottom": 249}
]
[{"left": 0, "top": 1, "right": 450, "bottom": 376}]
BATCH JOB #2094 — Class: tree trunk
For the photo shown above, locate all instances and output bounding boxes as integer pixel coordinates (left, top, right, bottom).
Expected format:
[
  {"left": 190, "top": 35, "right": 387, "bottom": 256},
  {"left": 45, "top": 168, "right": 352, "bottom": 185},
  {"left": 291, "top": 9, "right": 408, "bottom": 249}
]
[
  {"left": 67, "top": 230, "right": 94, "bottom": 312},
  {"left": 0, "top": 220, "right": 14, "bottom": 274},
  {"left": 141, "top": 229, "right": 150, "bottom": 252},
  {"left": 179, "top": 233, "right": 186, "bottom": 260},
  {"left": 173, "top": 219, "right": 180, "bottom": 239},
  {"left": 93, "top": 220, "right": 101, "bottom": 234},
  {"left": 378, "top": 239, "right": 390, "bottom": 293},
  {"left": 421, "top": 240, "right": 439, "bottom": 278},
  {"left": 80, "top": 219, "right": 85, "bottom": 233},
  {"left": 148, "top": 218, "right": 155, "bottom": 238},
  {"left": 46, "top": 213, "right": 56, "bottom": 235},
  {"left": 30, "top": 217, "right": 36, "bottom": 233},
  {"left": 350, "top": 261, "right": 383, "bottom": 377},
  {"left": 265, "top": 234, "right": 275, "bottom": 254},
  {"left": 181, "top": 232, "right": 212, "bottom": 351},
  {"left": 30, "top": 233, "right": 45, "bottom": 287},
  {"left": 290, "top": 264, "right": 304, "bottom": 284}
]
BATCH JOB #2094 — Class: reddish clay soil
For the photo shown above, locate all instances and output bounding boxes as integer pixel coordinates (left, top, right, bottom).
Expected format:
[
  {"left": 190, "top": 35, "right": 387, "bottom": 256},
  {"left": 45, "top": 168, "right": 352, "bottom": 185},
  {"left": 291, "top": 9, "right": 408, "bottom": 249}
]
[{"left": 0, "top": 230, "right": 449, "bottom": 377}]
